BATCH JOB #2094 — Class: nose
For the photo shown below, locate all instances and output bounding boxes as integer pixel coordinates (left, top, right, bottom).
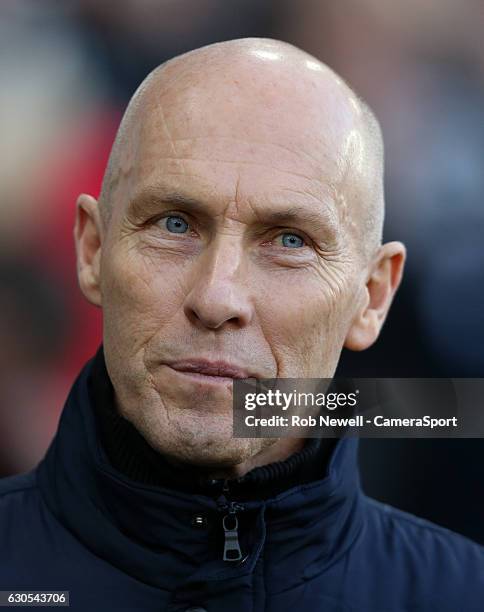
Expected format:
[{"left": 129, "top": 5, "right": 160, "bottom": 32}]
[{"left": 183, "top": 237, "right": 253, "bottom": 330}]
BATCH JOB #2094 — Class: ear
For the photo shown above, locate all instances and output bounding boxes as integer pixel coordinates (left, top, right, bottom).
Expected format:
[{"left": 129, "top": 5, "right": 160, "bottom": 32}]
[
  {"left": 73, "top": 194, "right": 103, "bottom": 307},
  {"left": 344, "top": 241, "right": 406, "bottom": 351}
]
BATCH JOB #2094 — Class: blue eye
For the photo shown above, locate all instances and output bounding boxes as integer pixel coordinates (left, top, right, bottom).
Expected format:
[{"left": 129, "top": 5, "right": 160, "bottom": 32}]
[
  {"left": 165, "top": 216, "right": 189, "bottom": 233},
  {"left": 280, "top": 233, "right": 305, "bottom": 248}
]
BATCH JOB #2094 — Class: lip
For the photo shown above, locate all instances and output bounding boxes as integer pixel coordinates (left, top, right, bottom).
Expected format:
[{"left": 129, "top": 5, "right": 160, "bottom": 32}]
[{"left": 166, "top": 359, "right": 253, "bottom": 379}]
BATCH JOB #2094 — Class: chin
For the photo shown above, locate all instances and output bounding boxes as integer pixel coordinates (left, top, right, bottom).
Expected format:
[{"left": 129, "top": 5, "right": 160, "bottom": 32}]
[
  {"left": 141, "top": 413, "right": 265, "bottom": 469},
  {"left": 122, "top": 391, "right": 272, "bottom": 470},
  {"left": 178, "top": 437, "right": 264, "bottom": 469}
]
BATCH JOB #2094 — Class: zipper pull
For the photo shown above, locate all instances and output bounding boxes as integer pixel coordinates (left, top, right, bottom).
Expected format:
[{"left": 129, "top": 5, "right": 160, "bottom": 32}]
[{"left": 222, "top": 502, "right": 243, "bottom": 562}]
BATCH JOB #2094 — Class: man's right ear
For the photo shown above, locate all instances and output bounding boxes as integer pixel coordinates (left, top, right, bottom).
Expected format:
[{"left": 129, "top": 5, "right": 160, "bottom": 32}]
[{"left": 74, "top": 194, "right": 103, "bottom": 307}]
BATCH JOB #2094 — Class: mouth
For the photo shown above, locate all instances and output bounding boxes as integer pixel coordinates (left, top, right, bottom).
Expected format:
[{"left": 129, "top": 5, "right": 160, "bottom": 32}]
[{"left": 163, "top": 359, "right": 255, "bottom": 387}]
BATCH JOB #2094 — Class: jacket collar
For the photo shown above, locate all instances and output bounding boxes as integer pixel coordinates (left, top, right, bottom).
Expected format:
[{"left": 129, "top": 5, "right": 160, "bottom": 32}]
[{"left": 37, "top": 352, "right": 364, "bottom": 591}]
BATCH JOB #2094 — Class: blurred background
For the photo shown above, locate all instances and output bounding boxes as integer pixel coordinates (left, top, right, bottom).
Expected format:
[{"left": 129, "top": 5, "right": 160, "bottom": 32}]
[{"left": 0, "top": 0, "right": 483, "bottom": 542}]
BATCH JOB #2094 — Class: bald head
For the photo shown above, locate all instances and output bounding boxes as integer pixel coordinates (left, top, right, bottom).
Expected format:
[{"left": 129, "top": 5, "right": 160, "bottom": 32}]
[{"left": 99, "top": 37, "right": 384, "bottom": 261}]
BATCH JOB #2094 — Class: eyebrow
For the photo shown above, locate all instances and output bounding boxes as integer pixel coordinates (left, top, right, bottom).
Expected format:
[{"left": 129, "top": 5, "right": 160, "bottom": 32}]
[
  {"left": 255, "top": 207, "right": 336, "bottom": 231},
  {"left": 128, "top": 188, "right": 204, "bottom": 216},
  {"left": 128, "top": 186, "right": 338, "bottom": 238}
]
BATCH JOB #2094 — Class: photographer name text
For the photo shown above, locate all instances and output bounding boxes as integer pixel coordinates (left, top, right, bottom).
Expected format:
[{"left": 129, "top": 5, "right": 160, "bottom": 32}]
[{"left": 244, "top": 414, "right": 459, "bottom": 429}]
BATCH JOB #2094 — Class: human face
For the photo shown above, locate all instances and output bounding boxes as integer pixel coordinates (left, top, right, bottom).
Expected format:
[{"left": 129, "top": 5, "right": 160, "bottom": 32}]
[{"left": 93, "top": 60, "right": 366, "bottom": 467}]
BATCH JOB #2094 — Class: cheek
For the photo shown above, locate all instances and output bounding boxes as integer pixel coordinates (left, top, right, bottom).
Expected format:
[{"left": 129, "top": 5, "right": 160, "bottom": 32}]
[
  {"left": 101, "top": 243, "right": 188, "bottom": 350},
  {"left": 256, "top": 269, "right": 354, "bottom": 376}
]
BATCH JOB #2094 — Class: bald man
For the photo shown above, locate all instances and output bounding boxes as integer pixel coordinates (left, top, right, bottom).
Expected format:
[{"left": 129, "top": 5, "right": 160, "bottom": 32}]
[{"left": 1, "top": 38, "right": 482, "bottom": 612}]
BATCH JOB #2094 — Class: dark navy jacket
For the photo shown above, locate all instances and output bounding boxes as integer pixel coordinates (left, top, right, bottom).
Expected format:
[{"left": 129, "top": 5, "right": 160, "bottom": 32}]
[{"left": 1, "top": 355, "right": 483, "bottom": 611}]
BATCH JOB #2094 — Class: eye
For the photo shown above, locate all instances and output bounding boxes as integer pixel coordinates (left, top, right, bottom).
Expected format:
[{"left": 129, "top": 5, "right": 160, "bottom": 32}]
[
  {"left": 162, "top": 215, "right": 190, "bottom": 233},
  {"left": 278, "top": 232, "right": 306, "bottom": 248}
]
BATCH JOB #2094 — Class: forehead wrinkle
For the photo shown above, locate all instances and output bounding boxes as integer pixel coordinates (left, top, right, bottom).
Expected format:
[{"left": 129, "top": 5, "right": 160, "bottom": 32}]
[
  {"left": 146, "top": 133, "right": 326, "bottom": 173},
  {"left": 131, "top": 153, "right": 325, "bottom": 182},
  {"left": 152, "top": 92, "right": 178, "bottom": 158}
]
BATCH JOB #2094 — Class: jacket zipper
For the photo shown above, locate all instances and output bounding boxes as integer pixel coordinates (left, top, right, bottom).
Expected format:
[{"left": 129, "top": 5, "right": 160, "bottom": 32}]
[{"left": 217, "top": 479, "right": 245, "bottom": 562}]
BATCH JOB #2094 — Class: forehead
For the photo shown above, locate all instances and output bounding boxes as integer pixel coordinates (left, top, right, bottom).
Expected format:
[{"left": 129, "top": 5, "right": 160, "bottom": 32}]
[{"left": 114, "top": 58, "right": 359, "bottom": 218}]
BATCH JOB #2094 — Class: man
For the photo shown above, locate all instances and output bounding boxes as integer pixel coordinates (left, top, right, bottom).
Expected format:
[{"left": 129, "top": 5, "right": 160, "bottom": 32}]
[{"left": 0, "top": 38, "right": 482, "bottom": 611}]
